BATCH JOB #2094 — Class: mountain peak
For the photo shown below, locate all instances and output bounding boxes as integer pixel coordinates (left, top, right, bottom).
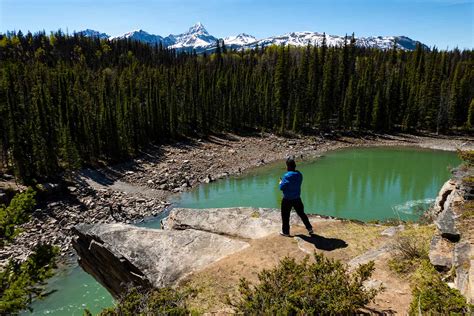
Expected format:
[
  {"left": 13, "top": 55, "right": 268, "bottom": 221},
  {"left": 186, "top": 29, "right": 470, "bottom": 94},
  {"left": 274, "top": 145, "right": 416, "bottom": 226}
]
[
  {"left": 224, "top": 33, "right": 257, "bottom": 46},
  {"left": 131, "top": 29, "right": 147, "bottom": 34},
  {"left": 77, "top": 29, "right": 110, "bottom": 39},
  {"left": 187, "top": 22, "right": 208, "bottom": 35}
]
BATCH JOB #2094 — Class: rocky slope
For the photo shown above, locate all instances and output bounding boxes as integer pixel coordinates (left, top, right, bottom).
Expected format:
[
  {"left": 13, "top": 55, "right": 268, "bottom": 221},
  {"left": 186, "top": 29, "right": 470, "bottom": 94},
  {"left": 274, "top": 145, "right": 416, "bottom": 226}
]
[{"left": 429, "top": 173, "right": 474, "bottom": 303}]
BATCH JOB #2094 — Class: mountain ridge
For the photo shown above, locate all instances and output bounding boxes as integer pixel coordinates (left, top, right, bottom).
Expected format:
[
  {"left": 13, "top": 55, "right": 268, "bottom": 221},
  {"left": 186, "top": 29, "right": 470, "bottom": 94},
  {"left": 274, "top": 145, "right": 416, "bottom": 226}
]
[{"left": 77, "top": 22, "right": 427, "bottom": 52}]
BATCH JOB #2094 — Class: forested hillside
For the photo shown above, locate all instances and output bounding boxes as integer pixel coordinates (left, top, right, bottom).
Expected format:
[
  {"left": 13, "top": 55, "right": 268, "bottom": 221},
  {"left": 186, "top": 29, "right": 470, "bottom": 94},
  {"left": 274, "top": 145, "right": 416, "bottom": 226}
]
[{"left": 0, "top": 31, "right": 472, "bottom": 183}]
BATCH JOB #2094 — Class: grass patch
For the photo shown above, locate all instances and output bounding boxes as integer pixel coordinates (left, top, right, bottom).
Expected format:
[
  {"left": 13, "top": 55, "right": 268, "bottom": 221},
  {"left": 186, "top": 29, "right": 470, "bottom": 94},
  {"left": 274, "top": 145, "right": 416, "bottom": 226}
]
[
  {"left": 462, "top": 176, "right": 474, "bottom": 189},
  {"left": 458, "top": 150, "right": 474, "bottom": 167},
  {"left": 250, "top": 211, "right": 260, "bottom": 218},
  {"left": 460, "top": 200, "right": 474, "bottom": 219}
]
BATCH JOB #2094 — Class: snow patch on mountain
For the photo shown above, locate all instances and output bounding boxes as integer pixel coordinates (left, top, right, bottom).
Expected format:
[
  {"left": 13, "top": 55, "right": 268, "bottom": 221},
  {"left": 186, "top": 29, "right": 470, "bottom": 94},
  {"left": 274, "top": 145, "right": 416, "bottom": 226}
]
[
  {"left": 224, "top": 33, "right": 257, "bottom": 46},
  {"left": 111, "top": 29, "right": 163, "bottom": 45},
  {"left": 78, "top": 23, "right": 427, "bottom": 52},
  {"left": 168, "top": 22, "right": 218, "bottom": 50},
  {"left": 76, "top": 29, "right": 110, "bottom": 40}
]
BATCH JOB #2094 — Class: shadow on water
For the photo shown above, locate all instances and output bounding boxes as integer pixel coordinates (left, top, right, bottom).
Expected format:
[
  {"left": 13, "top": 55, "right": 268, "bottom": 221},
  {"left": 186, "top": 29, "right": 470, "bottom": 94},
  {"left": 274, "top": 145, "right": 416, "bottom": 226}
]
[{"left": 295, "top": 234, "right": 348, "bottom": 251}]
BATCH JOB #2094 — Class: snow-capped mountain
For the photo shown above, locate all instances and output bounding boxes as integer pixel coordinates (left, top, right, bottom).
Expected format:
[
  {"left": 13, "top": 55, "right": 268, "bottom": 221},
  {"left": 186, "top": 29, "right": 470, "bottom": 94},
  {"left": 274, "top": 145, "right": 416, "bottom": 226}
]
[
  {"left": 242, "top": 32, "right": 424, "bottom": 51},
  {"left": 224, "top": 33, "right": 257, "bottom": 46},
  {"left": 78, "top": 23, "right": 427, "bottom": 52},
  {"left": 111, "top": 30, "right": 163, "bottom": 45},
  {"left": 167, "top": 22, "right": 218, "bottom": 51},
  {"left": 76, "top": 29, "right": 109, "bottom": 40}
]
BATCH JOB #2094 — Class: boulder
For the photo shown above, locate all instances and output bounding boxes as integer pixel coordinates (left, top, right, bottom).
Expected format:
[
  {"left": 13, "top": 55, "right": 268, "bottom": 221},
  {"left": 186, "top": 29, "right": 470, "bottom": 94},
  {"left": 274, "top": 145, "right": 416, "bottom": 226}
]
[
  {"left": 72, "top": 207, "right": 330, "bottom": 299},
  {"left": 162, "top": 207, "right": 303, "bottom": 239},
  {"left": 72, "top": 223, "right": 249, "bottom": 298},
  {"left": 431, "top": 180, "right": 456, "bottom": 217},
  {"left": 428, "top": 234, "right": 454, "bottom": 271},
  {"left": 434, "top": 208, "right": 460, "bottom": 242}
]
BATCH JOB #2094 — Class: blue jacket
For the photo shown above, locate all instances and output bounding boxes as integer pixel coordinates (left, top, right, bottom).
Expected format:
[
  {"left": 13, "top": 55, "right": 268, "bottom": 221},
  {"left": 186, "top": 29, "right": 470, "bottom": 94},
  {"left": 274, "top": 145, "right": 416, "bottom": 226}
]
[{"left": 279, "top": 171, "right": 303, "bottom": 200}]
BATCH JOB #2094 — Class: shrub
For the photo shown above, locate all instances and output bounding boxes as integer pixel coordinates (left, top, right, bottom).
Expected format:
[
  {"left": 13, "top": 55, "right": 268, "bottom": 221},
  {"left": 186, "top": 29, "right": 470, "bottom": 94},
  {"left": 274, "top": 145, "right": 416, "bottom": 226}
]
[
  {"left": 0, "top": 188, "right": 36, "bottom": 245},
  {"left": 458, "top": 150, "right": 474, "bottom": 167},
  {"left": 0, "top": 244, "right": 58, "bottom": 314},
  {"left": 388, "top": 226, "right": 432, "bottom": 274},
  {"left": 233, "top": 252, "right": 379, "bottom": 314},
  {"left": 409, "top": 261, "right": 471, "bottom": 315},
  {"left": 97, "top": 286, "right": 194, "bottom": 316}
]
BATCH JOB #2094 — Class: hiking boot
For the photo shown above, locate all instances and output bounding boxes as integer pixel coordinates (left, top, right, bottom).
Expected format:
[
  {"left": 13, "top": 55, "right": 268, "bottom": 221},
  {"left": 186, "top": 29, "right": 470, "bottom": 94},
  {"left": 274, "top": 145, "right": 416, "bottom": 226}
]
[
  {"left": 280, "top": 232, "right": 290, "bottom": 237},
  {"left": 308, "top": 228, "right": 314, "bottom": 235}
]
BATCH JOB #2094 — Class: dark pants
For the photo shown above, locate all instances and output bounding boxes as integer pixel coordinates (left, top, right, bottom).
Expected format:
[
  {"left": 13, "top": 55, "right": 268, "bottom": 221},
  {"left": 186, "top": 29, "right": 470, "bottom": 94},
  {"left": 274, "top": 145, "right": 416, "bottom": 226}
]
[{"left": 281, "top": 197, "right": 313, "bottom": 235}]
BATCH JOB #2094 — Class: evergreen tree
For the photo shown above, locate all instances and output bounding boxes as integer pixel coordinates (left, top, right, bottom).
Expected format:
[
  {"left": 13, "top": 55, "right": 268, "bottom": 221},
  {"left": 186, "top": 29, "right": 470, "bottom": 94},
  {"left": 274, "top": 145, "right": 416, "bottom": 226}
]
[
  {"left": 0, "top": 30, "right": 471, "bottom": 183},
  {"left": 274, "top": 46, "right": 289, "bottom": 133}
]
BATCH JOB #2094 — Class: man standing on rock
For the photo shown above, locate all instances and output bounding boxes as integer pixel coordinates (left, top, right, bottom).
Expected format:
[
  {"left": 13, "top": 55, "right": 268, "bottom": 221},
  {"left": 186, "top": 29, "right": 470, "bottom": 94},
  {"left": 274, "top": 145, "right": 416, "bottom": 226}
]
[{"left": 279, "top": 157, "right": 313, "bottom": 237}]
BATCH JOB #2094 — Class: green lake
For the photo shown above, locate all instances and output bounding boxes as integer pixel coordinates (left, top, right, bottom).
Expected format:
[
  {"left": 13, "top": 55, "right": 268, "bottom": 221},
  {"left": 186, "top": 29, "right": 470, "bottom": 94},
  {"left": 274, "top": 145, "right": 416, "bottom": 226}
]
[{"left": 25, "top": 146, "right": 460, "bottom": 315}]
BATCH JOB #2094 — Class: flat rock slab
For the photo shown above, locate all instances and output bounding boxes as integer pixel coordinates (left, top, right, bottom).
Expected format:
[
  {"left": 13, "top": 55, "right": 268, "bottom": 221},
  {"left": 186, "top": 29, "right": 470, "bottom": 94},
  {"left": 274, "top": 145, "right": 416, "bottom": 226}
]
[
  {"left": 73, "top": 223, "right": 249, "bottom": 297},
  {"left": 348, "top": 243, "right": 392, "bottom": 271},
  {"left": 429, "top": 234, "right": 454, "bottom": 271},
  {"left": 163, "top": 207, "right": 310, "bottom": 239}
]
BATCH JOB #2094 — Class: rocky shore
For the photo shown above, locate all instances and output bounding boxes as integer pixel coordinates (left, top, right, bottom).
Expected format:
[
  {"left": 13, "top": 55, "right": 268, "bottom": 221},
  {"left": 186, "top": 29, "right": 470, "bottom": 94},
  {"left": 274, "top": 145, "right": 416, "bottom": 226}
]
[
  {"left": 428, "top": 168, "right": 474, "bottom": 303},
  {"left": 1, "top": 132, "right": 473, "bottom": 268}
]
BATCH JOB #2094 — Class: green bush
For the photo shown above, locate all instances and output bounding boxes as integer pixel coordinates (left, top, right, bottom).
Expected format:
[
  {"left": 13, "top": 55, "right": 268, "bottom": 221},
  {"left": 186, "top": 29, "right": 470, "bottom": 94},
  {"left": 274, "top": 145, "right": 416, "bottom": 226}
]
[
  {"left": 388, "top": 226, "right": 432, "bottom": 275},
  {"left": 458, "top": 150, "right": 474, "bottom": 167},
  {"left": 409, "top": 261, "right": 471, "bottom": 315},
  {"left": 97, "top": 286, "right": 194, "bottom": 316},
  {"left": 233, "top": 252, "right": 379, "bottom": 314},
  {"left": 0, "top": 244, "right": 58, "bottom": 314},
  {"left": 0, "top": 188, "right": 36, "bottom": 245}
]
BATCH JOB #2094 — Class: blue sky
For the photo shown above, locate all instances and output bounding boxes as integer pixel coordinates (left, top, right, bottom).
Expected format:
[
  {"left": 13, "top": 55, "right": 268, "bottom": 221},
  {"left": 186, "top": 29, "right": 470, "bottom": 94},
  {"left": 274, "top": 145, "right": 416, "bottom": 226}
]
[{"left": 1, "top": 0, "right": 473, "bottom": 49}]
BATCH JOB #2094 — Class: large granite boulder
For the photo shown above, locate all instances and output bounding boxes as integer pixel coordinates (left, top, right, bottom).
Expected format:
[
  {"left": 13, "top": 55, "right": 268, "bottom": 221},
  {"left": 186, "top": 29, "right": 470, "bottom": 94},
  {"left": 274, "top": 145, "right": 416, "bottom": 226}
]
[
  {"left": 72, "top": 223, "right": 249, "bottom": 298},
  {"left": 72, "top": 207, "right": 316, "bottom": 298},
  {"left": 429, "top": 234, "right": 454, "bottom": 271},
  {"left": 434, "top": 208, "right": 460, "bottom": 242},
  {"left": 163, "top": 207, "right": 305, "bottom": 239},
  {"left": 431, "top": 180, "right": 456, "bottom": 217}
]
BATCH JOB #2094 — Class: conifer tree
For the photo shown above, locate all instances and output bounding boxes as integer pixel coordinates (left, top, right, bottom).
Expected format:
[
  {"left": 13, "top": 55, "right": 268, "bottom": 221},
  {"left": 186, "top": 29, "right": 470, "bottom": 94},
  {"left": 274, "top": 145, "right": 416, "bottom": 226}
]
[
  {"left": 0, "top": 30, "right": 471, "bottom": 183},
  {"left": 274, "top": 46, "right": 289, "bottom": 133}
]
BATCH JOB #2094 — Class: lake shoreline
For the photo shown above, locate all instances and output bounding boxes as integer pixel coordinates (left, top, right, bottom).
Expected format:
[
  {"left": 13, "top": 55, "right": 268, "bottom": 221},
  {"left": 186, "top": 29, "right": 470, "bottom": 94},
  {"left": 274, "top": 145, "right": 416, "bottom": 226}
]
[{"left": 2, "top": 132, "right": 473, "bottom": 269}]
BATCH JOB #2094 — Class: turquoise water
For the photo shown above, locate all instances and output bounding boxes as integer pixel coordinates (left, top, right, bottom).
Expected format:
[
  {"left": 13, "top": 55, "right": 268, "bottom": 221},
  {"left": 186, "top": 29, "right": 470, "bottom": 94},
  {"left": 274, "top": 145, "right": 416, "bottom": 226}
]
[
  {"left": 24, "top": 265, "right": 113, "bottom": 315},
  {"left": 173, "top": 147, "right": 459, "bottom": 221},
  {"left": 25, "top": 147, "right": 460, "bottom": 315}
]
